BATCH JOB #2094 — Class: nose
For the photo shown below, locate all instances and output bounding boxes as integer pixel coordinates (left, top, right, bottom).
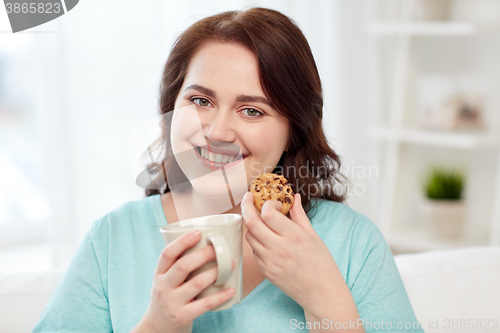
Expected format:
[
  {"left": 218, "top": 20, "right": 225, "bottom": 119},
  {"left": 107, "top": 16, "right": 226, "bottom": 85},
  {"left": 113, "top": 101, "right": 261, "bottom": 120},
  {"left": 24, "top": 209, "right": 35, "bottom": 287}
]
[{"left": 202, "top": 107, "right": 236, "bottom": 143}]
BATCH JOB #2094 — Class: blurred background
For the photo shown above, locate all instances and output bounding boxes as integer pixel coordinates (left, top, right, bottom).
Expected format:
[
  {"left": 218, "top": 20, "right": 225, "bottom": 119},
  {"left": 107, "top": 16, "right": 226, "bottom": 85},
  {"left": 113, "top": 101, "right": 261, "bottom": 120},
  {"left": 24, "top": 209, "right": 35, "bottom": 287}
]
[{"left": 1, "top": 0, "right": 499, "bottom": 273}]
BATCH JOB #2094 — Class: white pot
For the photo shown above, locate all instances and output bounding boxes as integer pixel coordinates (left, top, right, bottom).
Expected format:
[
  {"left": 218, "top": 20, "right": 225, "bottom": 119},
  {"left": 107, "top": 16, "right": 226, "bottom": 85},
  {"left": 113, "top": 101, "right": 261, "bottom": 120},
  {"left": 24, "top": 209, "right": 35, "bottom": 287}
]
[
  {"left": 421, "top": 198, "right": 465, "bottom": 238},
  {"left": 414, "top": 0, "right": 451, "bottom": 21}
]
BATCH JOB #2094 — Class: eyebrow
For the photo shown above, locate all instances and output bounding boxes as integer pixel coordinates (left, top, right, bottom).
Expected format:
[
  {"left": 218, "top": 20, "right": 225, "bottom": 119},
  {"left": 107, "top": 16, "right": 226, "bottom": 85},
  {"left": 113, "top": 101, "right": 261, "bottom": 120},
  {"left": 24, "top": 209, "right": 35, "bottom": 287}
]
[{"left": 184, "top": 84, "right": 273, "bottom": 107}]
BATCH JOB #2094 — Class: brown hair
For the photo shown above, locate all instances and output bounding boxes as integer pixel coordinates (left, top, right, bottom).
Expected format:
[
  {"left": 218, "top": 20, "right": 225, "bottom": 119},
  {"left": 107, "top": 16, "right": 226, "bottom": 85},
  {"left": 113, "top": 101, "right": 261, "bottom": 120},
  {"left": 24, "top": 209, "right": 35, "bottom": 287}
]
[{"left": 145, "top": 7, "right": 349, "bottom": 215}]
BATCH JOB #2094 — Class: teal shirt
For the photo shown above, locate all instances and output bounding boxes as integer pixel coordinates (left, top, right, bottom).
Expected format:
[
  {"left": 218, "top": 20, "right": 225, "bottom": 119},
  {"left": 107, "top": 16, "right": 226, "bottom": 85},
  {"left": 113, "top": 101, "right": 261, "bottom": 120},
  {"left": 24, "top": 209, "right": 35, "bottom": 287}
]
[{"left": 33, "top": 194, "right": 424, "bottom": 332}]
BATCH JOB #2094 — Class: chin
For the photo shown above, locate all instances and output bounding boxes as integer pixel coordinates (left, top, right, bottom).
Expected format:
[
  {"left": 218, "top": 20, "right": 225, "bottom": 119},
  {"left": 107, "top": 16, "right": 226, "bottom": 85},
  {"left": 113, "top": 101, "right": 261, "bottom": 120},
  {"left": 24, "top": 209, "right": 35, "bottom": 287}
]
[{"left": 190, "top": 173, "right": 234, "bottom": 201}]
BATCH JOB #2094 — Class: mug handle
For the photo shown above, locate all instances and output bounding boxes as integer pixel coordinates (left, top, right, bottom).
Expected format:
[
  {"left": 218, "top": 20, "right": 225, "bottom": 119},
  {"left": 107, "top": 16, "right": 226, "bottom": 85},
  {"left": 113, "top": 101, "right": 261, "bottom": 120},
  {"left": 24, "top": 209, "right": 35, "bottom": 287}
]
[{"left": 207, "top": 233, "right": 232, "bottom": 286}]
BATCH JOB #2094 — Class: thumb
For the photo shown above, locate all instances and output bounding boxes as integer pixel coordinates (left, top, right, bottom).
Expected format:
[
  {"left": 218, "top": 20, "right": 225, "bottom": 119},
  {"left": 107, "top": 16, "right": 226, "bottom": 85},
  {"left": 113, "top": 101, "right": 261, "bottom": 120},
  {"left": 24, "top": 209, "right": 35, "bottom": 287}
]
[{"left": 289, "top": 194, "right": 314, "bottom": 232}]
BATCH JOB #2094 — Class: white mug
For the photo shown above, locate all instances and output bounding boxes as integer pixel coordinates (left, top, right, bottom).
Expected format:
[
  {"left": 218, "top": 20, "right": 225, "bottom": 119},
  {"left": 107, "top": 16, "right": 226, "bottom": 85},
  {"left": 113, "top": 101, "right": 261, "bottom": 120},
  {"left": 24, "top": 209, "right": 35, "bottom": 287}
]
[{"left": 160, "top": 214, "right": 243, "bottom": 311}]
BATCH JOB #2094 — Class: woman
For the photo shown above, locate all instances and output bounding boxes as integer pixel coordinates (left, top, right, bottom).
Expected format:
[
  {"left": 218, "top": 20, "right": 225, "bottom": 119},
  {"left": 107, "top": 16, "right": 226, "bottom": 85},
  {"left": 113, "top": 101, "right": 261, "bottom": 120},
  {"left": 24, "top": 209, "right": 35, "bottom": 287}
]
[{"left": 33, "top": 7, "right": 424, "bottom": 333}]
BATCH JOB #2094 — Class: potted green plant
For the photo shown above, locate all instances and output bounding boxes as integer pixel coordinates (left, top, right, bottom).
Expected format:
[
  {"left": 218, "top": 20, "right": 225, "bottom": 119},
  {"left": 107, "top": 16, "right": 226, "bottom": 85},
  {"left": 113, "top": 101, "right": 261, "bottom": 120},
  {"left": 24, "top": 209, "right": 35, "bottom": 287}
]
[{"left": 420, "top": 165, "right": 466, "bottom": 238}]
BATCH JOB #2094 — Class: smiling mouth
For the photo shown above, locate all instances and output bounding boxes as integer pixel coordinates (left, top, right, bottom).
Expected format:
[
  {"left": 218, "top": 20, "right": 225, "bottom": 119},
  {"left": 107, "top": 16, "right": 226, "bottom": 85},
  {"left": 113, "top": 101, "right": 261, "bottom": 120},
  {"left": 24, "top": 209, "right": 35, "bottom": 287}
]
[{"left": 196, "top": 146, "right": 246, "bottom": 163}]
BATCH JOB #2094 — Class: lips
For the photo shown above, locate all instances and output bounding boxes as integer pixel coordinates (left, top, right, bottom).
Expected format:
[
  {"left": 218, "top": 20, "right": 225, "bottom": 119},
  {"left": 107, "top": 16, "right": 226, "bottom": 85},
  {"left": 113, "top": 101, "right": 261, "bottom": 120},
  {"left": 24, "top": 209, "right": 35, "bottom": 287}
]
[
  {"left": 198, "top": 143, "right": 241, "bottom": 156},
  {"left": 198, "top": 146, "right": 242, "bottom": 163},
  {"left": 192, "top": 143, "right": 248, "bottom": 170}
]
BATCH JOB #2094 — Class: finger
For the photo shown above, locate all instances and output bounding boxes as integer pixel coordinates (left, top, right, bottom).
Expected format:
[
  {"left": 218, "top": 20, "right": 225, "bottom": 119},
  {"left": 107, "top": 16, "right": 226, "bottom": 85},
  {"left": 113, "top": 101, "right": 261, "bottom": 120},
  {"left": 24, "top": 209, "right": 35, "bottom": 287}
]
[
  {"left": 164, "top": 244, "right": 216, "bottom": 288},
  {"left": 241, "top": 192, "right": 260, "bottom": 226},
  {"left": 260, "top": 199, "right": 297, "bottom": 236},
  {"left": 183, "top": 286, "right": 235, "bottom": 317},
  {"left": 253, "top": 250, "right": 265, "bottom": 270},
  {"left": 289, "top": 194, "right": 315, "bottom": 232},
  {"left": 156, "top": 230, "right": 201, "bottom": 274},
  {"left": 245, "top": 230, "right": 266, "bottom": 256},
  {"left": 241, "top": 192, "right": 279, "bottom": 248},
  {"left": 177, "top": 260, "right": 236, "bottom": 304}
]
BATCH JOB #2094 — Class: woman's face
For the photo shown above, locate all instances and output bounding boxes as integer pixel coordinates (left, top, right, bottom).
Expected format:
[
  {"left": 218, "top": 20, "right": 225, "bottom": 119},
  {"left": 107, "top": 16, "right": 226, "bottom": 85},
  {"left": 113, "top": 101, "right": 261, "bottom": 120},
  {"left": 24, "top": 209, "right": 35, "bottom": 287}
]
[{"left": 171, "top": 41, "right": 289, "bottom": 201}]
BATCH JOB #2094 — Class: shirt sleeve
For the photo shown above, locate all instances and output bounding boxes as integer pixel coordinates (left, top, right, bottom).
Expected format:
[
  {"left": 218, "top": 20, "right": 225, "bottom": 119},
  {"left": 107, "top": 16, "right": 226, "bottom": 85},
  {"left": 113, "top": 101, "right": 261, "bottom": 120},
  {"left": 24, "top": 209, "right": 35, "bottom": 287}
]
[
  {"left": 349, "top": 218, "right": 425, "bottom": 333},
  {"left": 32, "top": 220, "right": 112, "bottom": 333}
]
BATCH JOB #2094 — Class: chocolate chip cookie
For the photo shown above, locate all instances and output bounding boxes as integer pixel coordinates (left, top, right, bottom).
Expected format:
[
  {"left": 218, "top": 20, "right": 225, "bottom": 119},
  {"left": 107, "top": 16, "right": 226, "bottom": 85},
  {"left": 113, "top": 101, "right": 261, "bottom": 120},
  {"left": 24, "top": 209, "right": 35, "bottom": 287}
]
[{"left": 250, "top": 173, "right": 294, "bottom": 215}]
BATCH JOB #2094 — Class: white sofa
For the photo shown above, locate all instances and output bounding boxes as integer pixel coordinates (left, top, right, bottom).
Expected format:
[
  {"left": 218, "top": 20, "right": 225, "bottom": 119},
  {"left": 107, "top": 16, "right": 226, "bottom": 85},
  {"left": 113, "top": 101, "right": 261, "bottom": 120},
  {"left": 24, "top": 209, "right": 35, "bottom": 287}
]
[
  {"left": 1, "top": 246, "right": 499, "bottom": 333},
  {"left": 394, "top": 246, "right": 500, "bottom": 333}
]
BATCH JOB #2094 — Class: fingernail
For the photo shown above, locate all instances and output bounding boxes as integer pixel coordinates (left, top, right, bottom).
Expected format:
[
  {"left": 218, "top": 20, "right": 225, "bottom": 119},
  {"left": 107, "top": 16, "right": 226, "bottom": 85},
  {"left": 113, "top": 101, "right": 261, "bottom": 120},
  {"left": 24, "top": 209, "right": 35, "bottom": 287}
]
[{"left": 191, "top": 229, "right": 200, "bottom": 239}]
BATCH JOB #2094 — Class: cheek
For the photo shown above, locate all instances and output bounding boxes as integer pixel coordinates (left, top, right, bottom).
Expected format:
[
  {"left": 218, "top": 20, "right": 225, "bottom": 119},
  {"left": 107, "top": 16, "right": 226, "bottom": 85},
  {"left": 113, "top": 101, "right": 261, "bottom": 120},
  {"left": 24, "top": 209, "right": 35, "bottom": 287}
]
[
  {"left": 263, "top": 122, "right": 289, "bottom": 151},
  {"left": 171, "top": 105, "right": 204, "bottom": 152},
  {"left": 241, "top": 124, "right": 288, "bottom": 158}
]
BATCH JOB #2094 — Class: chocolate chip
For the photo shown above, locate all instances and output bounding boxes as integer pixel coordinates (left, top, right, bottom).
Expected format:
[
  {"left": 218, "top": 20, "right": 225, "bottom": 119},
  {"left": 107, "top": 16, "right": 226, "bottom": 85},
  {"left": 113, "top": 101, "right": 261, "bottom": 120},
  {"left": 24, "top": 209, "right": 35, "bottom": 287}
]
[
  {"left": 254, "top": 185, "right": 260, "bottom": 192},
  {"left": 286, "top": 188, "right": 291, "bottom": 193},
  {"left": 285, "top": 197, "right": 292, "bottom": 204},
  {"left": 278, "top": 198, "right": 283, "bottom": 203},
  {"left": 266, "top": 181, "right": 270, "bottom": 185},
  {"left": 274, "top": 177, "right": 279, "bottom": 180},
  {"left": 278, "top": 185, "right": 283, "bottom": 191}
]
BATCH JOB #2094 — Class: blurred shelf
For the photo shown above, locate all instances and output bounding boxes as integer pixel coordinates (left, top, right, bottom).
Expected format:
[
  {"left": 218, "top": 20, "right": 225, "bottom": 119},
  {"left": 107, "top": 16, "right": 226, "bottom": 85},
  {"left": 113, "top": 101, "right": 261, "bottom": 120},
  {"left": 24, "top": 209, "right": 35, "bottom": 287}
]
[
  {"left": 0, "top": 241, "right": 52, "bottom": 274},
  {"left": 368, "top": 126, "right": 500, "bottom": 149},
  {"left": 369, "top": 1, "right": 500, "bottom": 253},
  {"left": 385, "top": 228, "right": 486, "bottom": 253},
  {"left": 0, "top": 222, "right": 47, "bottom": 248},
  {"left": 366, "top": 21, "right": 500, "bottom": 36}
]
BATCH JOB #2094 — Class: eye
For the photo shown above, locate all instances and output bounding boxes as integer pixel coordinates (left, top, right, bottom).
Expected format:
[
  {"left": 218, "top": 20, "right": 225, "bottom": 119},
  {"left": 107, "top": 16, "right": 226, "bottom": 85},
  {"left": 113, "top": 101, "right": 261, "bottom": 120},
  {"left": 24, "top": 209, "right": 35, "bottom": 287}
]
[
  {"left": 190, "top": 97, "right": 213, "bottom": 107},
  {"left": 240, "top": 108, "right": 264, "bottom": 118}
]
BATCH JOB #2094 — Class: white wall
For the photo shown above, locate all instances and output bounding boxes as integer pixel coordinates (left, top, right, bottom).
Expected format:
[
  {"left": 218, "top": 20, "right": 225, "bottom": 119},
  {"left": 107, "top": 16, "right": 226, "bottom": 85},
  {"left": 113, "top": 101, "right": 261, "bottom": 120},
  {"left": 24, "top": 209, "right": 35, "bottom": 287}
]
[{"left": 335, "top": 0, "right": 380, "bottom": 218}]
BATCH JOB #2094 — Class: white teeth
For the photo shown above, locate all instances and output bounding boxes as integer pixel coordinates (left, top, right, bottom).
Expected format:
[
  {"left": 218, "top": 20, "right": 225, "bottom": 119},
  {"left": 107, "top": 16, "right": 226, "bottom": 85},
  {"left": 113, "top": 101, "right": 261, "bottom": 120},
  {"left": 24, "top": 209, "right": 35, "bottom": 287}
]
[{"left": 198, "top": 147, "right": 240, "bottom": 163}]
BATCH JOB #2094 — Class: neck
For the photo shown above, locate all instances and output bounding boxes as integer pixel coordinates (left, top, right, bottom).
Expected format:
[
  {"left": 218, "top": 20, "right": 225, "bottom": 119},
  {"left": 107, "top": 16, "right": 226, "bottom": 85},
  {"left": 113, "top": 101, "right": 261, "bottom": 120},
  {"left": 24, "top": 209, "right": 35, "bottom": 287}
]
[
  {"left": 169, "top": 184, "right": 244, "bottom": 221},
  {"left": 223, "top": 204, "right": 242, "bottom": 215}
]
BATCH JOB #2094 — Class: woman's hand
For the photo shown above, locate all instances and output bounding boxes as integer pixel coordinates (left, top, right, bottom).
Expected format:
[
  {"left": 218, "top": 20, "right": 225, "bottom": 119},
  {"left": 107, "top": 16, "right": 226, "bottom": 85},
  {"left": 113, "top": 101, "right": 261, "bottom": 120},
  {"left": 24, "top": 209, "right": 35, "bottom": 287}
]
[
  {"left": 133, "top": 230, "right": 235, "bottom": 333},
  {"left": 241, "top": 192, "right": 341, "bottom": 313}
]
